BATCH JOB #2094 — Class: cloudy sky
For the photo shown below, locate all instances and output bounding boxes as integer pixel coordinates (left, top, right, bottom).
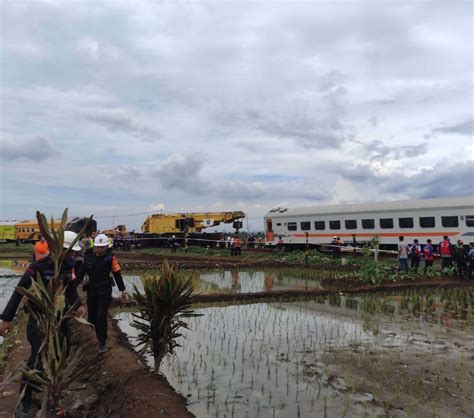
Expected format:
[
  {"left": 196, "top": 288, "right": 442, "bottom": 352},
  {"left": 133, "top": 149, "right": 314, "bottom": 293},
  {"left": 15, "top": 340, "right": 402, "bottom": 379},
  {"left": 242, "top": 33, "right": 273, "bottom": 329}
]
[{"left": 1, "top": 0, "right": 473, "bottom": 231}]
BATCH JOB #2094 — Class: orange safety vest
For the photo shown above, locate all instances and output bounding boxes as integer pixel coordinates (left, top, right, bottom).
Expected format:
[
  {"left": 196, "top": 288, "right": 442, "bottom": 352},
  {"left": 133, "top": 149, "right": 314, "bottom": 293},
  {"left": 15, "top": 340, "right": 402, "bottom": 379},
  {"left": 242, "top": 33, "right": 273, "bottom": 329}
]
[{"left": 232, "top": 238, "right": 241, "bottom": 248}]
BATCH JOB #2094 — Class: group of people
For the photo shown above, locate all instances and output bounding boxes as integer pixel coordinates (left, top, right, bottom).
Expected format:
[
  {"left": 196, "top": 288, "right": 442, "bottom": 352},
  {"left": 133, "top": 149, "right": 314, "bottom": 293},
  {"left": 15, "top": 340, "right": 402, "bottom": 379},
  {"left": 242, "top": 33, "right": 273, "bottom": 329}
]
[
  {"left": 0, "top": 231, "right": 127, "bottom": 416},
  {"left": 398, "top": 235, "right": 474, "bottom": 279}
]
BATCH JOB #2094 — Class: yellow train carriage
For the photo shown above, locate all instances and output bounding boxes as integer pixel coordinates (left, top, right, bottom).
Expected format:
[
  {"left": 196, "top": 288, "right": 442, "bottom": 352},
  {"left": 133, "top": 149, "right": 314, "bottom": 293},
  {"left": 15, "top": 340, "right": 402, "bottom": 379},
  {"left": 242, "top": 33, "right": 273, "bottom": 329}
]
[
  {"left": 0, "top": 221, "right": 17, "bottom": 241},
  {"left": 14, "top": 219, "right": 61, "bottom": 241}
]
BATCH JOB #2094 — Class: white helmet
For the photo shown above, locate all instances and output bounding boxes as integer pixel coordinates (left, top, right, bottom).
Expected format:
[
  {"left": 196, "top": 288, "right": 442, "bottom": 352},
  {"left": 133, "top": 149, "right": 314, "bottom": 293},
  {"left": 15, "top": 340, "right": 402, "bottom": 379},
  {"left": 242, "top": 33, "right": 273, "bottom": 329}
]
[
  {"left": 64, "top": 231, "right": 82, "bottom": 251},
  {"left": 94, "top": 233, "right": 109, "bottom": 247}
]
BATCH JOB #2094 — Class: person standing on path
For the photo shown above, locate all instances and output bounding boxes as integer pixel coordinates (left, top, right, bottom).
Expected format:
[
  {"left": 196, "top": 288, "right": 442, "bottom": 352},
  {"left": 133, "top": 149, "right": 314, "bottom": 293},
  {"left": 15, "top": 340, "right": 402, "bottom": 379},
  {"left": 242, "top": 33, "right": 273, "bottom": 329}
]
[
  {"left": 468, "top": 242, "right": 474, "bottom": 281},
  {"left": 0, "top": 231, "right": 85, "bottom": 417},
  {"left": 438, "top": 235, "right": 453, "bottom": 272},
  {"left": 398, "top": 236, "right": 409, "bottom": 273},
  {"left": 409, "top": 239, "right": 422, "bottom": 272},
  {"left": 423, "top": 239, "right": 434, "bottom": 274},
  {"left": 453, "top": 240, "right": 468, "bottom": 280},
  {"left": 77, "top": 234, "right": 128, "bottom": 354}
]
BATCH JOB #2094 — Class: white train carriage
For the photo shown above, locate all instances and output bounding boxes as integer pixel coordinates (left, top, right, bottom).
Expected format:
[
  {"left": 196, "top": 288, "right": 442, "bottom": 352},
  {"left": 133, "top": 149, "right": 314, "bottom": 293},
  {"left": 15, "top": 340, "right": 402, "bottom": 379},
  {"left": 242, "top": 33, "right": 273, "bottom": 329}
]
[{"left": 264, "top": 196, "right": 474, "bottom": 248}]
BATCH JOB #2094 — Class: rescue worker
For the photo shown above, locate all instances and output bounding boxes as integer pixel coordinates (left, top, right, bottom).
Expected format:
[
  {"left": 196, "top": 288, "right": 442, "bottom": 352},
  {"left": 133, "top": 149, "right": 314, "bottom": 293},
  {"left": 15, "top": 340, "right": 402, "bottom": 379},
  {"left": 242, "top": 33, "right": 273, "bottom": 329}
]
[
  {"left": 423, "top": 239, "right": 434, "bottom": 274},
  {"left": 231, "top": 234, "right": 241, "bottom": 256},
  {"left": 170, "top": 235, "right": 178, "bottom": 253},
  {"left": 77, "top": 234, "right": 128, "bottom": 354},
  {"left": 409, "top": 239, "right": 422, "bottom": 272},
  {"left": 438, "top": 235, "right": 453, "bottom": 271},
  {"left": 468, "top": 243, "right": 474, "bottom": 281},
  {"left": 330, "top": 236, "right": 341, "bottom": 259},
  {"left": 0, "top": 231, "right": 85, "bottom": 417},
  {"left": 81, "top": 234, "right": 94, "bottom": 256},
  {"left": 33, "top": 235, "right": 48, "bottom": 261},
  {"left": 453, "top": 240, "right": 468, "bottom": 280},
  {"left": 398, "top": 236, "right": 409, "bottom": 273}
]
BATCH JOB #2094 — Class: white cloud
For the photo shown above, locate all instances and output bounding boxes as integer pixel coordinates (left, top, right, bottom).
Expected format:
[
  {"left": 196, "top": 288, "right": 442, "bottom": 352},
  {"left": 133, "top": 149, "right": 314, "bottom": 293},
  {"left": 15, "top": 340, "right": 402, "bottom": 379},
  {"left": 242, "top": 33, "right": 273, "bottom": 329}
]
[{"left": 0, "top": 1, "right": 472, "bottom": 229}]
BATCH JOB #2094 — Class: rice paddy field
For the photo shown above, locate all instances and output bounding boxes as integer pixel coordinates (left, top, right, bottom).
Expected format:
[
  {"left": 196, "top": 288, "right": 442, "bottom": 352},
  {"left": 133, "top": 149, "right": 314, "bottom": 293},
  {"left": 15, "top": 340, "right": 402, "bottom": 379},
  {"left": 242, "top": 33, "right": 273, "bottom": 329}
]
[
  {"left": 116, "top": 286, "right": 474, "bottom": 418},
  {"left": 1, "top": 259, "right": 473, "bottom": 417}
]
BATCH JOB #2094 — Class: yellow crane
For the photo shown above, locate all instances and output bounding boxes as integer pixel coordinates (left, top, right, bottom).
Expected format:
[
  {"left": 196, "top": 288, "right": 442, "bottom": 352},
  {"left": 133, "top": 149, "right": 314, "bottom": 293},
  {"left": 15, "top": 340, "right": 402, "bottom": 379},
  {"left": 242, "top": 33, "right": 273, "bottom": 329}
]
[{"left": 141, "top": 211, "right": 245, "bottom": 234}]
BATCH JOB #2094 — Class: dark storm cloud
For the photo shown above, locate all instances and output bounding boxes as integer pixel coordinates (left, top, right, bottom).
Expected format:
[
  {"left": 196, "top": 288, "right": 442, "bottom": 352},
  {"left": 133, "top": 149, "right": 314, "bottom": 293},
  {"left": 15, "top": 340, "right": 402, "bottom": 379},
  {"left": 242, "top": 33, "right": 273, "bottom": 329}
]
[
  {"left": 431, "top": 119, "right": 473, "bottom": 136},
  {"left": 84, "top": 111, "right": 161, "bottom": 142},
  {"left": 0, "top": 136, "right": 60, "bottom": 162},
  {"left": 363, "top": 140, "right": 429, "bottom": 162}
]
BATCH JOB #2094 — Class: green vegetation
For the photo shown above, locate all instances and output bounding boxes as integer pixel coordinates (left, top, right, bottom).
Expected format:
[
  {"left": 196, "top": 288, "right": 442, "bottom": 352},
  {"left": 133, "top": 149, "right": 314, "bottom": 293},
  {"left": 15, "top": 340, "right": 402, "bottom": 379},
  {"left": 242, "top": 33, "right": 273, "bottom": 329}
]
[
  {"left": 131, "top": 260, "right": 201, "bottom": 371},
  {"left": 14, "top": 209, "right": 92, "bottom": 416}
]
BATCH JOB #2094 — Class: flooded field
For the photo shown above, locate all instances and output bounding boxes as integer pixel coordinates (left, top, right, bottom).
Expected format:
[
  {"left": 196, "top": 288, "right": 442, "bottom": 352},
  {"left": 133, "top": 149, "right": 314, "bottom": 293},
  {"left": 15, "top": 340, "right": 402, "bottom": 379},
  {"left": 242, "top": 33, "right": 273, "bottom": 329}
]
[
  {"left": 117, "top": 270, "right": 323, "bottom": 297},
  {"left": 0, "top": 260, "right": 27, "bottom": 344},
  {"left": 116, "top": 288, "right": 474, "bottom": 418}
]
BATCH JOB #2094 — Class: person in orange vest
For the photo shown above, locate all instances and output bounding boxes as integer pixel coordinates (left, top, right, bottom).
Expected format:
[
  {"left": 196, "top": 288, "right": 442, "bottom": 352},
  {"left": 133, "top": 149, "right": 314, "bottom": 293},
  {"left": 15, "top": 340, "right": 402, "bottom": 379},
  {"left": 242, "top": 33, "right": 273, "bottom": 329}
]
[
  {"left": 438, "top": 235, "right": 453, "bottom": 271},
  {"left": 231, "top": 234, "right": 241, "bottom": 256},
  {"left": 33, "top": 235, "right": 49, "bottom": 261}
]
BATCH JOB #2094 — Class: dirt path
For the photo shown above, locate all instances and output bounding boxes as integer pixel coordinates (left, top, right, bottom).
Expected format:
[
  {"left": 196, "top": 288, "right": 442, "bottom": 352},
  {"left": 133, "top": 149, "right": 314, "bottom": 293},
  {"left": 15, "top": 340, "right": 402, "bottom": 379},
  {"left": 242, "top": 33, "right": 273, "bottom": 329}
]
[
  {"left": 0, "top": 317, "right": 30, "bottom": 417},
  {"left": 0, "top": 315, "right": 194, "bottom": 417}
]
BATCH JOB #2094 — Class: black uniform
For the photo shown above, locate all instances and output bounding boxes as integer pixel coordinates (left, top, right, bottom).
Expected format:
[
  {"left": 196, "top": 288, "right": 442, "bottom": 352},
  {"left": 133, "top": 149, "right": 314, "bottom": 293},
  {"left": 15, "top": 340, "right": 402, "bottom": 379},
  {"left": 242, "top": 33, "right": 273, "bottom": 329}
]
[
  {"left": 77, "top": 252, "right": 125, "bottom": 345},
  {"left": 0, "top": 256, "right": 80, "bottom": 403},
  {"left": 454, "top": 245, "right": 468, "bottom": 280}
]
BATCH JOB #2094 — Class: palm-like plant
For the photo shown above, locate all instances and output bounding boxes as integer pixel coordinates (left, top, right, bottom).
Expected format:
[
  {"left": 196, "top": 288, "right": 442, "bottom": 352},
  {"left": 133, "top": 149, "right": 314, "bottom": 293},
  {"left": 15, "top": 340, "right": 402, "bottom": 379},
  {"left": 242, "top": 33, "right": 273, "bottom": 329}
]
[
  {"left": 132, "top": 260, "right": 201, "bottom": 371},
  {"left": 15, "top": 209, "right": 92, "bottom": 416}
]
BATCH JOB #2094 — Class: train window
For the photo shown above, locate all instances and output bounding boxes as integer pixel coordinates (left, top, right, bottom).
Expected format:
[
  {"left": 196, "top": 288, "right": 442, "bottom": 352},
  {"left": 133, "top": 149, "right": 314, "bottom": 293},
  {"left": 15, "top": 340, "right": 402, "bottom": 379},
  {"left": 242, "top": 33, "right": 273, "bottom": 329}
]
[
  {"left": 466, "top": 216, "right": 474, "bottom": 227},
  {"left": 345, "top": 220, "right": 357, "bottom": 230},
  {"left": 362, "top": 219, "right": 375, "bottom": 229},
  {"left": 399, "top": 218, "right": 414, "bottom": 228},
  {"left": 329, "top": 220, "right": 341, "bottom": 230},
  {"left": 287, "top": 222, "right": 297, "bottom": 231},
  {"left": 442, "top": 216, "right": 459, "bottom": 227},
  {"left": 380, "top": 218, "right": 393, "bottom": 229},
  {"left": 314, "top": 221, "right": 325, "bottom": 230},
  {"left": 419, "top": 217, "right": 435, "bottom": 228},
  {"left": 300, "top": 221, "right": 311, "bottom": 231}
]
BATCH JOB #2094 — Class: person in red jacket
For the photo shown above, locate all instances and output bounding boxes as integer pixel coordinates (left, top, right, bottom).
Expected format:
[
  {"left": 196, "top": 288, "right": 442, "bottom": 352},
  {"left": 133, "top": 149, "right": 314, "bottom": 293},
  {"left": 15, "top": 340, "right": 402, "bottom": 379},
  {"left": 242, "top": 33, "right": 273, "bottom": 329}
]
[
  {"left": 231, "top": 235, "right": 242, "bottom": 256},
  {"left": 438, "top": 235, "right": 453, "bottom": 271}
]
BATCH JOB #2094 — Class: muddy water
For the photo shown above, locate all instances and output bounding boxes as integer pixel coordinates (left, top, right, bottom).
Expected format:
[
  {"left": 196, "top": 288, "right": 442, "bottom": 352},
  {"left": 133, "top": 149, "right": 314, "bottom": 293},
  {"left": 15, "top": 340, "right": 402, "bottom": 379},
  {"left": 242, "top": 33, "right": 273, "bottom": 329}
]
[
  {"left": 116, "top": 290, "right": 474, "bottom": 418},
  {"left": 0, "top": 260, "right": 28, "bottom": 344},
  {"left": 117, "top": 270, "right": 322, "bottom": 297}
]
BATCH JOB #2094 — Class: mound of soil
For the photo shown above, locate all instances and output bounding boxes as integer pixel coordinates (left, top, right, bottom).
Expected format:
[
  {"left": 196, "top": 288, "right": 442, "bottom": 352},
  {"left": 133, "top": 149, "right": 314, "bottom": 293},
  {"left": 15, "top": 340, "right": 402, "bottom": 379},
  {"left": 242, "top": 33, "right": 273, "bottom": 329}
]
[
  {"left": 118, "top": 251, "right": 358, "bottom": 271},
  {"left": 0, "top": 315, "right": 193, "bottom": 417}
]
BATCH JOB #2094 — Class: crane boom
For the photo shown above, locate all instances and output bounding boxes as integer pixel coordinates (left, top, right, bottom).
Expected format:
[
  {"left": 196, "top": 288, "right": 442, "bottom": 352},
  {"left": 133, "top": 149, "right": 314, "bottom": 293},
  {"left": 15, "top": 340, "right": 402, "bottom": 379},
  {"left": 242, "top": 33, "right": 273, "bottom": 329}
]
[{"left": 141, "top": 211, "right": 245, "bottom": 234}]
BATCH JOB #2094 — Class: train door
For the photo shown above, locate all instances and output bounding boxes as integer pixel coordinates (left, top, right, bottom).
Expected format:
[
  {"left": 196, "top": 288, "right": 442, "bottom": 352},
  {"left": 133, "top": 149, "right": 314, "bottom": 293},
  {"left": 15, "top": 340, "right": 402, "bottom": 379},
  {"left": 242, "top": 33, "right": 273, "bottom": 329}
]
[{"left": 266, "top": 219, "right": 274, "bottom": 242}]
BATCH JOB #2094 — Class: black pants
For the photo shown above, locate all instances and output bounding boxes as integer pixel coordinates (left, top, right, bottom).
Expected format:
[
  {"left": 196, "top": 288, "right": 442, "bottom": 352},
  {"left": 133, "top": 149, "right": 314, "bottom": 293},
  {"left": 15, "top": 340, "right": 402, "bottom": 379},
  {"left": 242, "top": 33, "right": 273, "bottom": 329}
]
[
  {"left": 21, "top": 318, "right": 42, "bottom": 402},
  {"left": 87, "top": 293, "right": 112, "bottom": 344},
  {"left": 411, "top": 255, "right": 420, "bottom": 270},
  {"left": 21, "top": 317, "right": 69, "bottom": 402},
  {"left": 441, "top": 257, "right": 452, "bottom": 270},
  {"left": 457, "top": 262, "right": 467, "bottom": 280},
  {"left": 424, "top": 259, "right": 433, "bottom": 274},
  {"left": 469, "top": 264, "right": 473, "bottom": 280}
]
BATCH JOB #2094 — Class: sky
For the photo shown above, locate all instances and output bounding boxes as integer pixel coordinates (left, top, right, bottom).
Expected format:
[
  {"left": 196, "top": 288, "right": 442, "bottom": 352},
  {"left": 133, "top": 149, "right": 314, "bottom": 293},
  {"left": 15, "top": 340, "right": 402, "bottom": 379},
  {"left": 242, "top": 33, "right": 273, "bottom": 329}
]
[{"left": 0, "top": 0, "right": 473, "bottom": 232}]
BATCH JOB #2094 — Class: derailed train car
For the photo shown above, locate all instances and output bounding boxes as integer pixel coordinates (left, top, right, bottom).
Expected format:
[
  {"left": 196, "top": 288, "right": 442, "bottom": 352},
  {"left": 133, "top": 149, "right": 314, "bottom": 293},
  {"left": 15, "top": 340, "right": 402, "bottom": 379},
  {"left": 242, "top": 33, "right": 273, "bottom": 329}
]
[{"left": 264, "top": 196, "right": 474, "bottom": 249}]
